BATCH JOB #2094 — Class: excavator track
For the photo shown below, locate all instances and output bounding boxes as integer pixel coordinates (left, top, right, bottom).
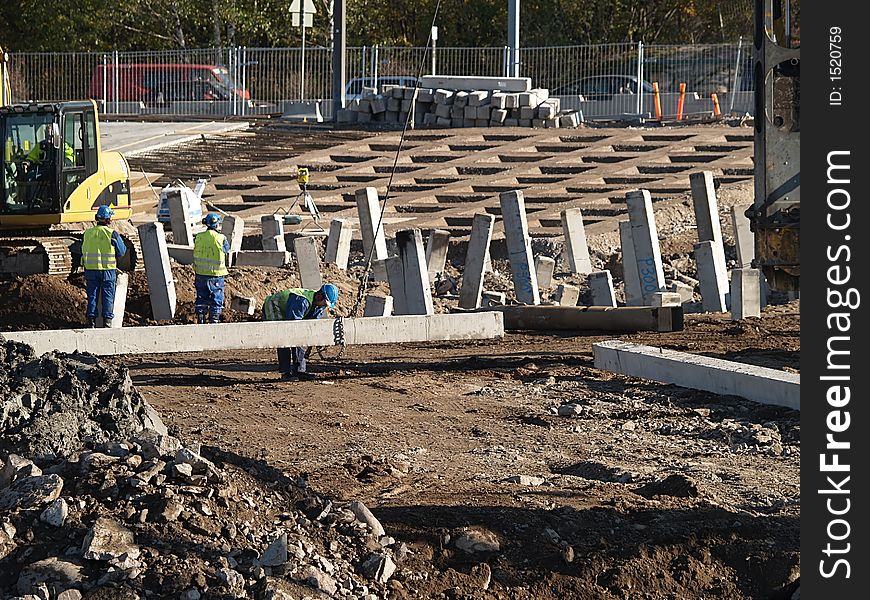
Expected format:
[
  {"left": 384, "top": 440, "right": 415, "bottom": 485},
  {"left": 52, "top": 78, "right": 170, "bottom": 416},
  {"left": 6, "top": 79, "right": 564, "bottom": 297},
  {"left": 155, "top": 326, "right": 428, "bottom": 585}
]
[
  {"left": 0, "top": 236, "right": 74, "bottom": 276},
  {"left": 0, "top": 222, "right": 145, "bottom": 277}
]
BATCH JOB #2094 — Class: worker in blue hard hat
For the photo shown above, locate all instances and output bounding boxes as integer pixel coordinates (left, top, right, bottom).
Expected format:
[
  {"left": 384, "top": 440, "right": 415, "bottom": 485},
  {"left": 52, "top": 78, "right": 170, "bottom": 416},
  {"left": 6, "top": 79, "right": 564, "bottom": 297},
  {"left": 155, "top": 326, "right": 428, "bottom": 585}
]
[
  {"left": 81, "top": 204, "right": 127, "bottom": 328},
  {"left": 262, "top": 283, "right": 339, "bottom": 381},
  {"left": 192, "top": 212, "right": 231, "bottom": 324}
]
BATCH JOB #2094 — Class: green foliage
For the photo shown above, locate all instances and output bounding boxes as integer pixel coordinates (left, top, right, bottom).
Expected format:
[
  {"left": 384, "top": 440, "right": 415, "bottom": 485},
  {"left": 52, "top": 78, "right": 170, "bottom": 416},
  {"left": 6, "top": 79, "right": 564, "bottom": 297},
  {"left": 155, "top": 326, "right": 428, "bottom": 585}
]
[{"left": 1, "top": 0, "right": 757, "bottom": 52}]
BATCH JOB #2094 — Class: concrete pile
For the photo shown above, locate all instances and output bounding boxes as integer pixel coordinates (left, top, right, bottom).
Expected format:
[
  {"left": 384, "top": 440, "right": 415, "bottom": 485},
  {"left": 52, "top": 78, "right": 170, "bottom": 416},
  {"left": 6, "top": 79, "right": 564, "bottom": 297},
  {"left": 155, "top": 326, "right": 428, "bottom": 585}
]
[
  {"left": 338, "top": 86, "right": 582, "bottom": 129},
  {"left": 0, "top": 341, "right": 406, "bottom": 600}
]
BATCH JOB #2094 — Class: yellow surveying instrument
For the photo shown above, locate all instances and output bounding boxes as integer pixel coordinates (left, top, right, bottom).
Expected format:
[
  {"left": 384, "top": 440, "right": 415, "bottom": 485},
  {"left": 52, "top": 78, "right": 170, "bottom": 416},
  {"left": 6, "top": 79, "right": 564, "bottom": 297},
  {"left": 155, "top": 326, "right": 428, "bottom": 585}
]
[{"left": 286, "top": 165, "right": 322, "bottom": 231}]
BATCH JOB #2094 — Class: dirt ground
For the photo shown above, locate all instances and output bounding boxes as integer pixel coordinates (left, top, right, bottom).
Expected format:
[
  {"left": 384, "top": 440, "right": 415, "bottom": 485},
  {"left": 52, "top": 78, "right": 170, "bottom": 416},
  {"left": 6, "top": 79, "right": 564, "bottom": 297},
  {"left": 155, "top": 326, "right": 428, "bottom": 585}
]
[{"left": 0, "top": 124, "right": 801, "bottom": 599}]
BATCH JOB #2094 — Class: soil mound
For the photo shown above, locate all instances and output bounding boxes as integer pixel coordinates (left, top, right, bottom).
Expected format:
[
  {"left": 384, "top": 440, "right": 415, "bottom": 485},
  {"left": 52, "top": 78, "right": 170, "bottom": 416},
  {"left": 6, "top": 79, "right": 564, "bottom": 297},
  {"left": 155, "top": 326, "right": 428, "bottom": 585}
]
[{"left": 0, "top": 338, "right": 166, "bottom": 461}]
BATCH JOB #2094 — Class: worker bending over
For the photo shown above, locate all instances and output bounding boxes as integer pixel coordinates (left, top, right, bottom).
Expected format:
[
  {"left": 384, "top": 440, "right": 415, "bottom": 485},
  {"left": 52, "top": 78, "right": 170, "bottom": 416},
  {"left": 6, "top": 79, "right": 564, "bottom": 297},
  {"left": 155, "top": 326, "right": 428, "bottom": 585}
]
[
  {"left": 262, "top": 284, "right": 339, "bottom": 381},
  {"left": 193, "top": 212, "right": 231, "bottom": 324},
  {"left": 81, "top": 204, "right": 127, "bottom": 328}
]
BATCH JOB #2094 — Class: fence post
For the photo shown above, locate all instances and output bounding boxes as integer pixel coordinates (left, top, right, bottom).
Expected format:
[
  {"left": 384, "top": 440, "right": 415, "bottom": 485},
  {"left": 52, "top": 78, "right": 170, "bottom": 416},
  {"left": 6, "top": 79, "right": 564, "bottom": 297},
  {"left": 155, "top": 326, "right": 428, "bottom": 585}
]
[
  {"left": 240, "top": 46, "right": 247, "bottom": 116},
  {"left": 112, "top": 51, "right": 119, "bottom": 115},
  {"left": 361, "top": 45, "right": 367, "bottom": 87},
  {"left": 373, "top": 45, "right": 379, "bottom": 91},
  {"left": 635, "top": 40, "right": 643, "bottom": 115},
  {"left": 102, "top": 53, "right": 108, "bottom": 112},
  {"left": 729, "top": 36, "right": 743, "bottom": 113}
]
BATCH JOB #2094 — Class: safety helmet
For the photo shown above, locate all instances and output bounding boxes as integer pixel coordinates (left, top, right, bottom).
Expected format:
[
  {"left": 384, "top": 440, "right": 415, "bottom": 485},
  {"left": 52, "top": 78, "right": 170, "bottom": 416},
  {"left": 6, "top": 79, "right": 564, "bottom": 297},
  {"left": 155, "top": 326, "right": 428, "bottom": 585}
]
[
  {"left": 203, "top": 212, "right": 223, "bottom": 229},
  {"left": 95, "top": 205, "right": 114, "bottom": 221},
  {"left": 319, "top": 283, "right": 339, "bottom": 308}
]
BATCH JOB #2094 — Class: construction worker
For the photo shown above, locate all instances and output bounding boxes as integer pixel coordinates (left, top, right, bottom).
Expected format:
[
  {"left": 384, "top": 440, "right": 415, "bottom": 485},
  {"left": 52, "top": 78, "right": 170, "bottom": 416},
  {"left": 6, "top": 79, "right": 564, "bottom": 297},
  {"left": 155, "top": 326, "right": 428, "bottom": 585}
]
[
  {"left": 193, "top": 212, "right": 231, "bottom": 324},
  {"left": 81, "top": 204, "right": 127, "bottom": 328},
  {"left": 262, "top": 284, "right": 339, "bottom": 381},
  {"left": 24, "top": 124, "right": 75, "bottom": 170}
]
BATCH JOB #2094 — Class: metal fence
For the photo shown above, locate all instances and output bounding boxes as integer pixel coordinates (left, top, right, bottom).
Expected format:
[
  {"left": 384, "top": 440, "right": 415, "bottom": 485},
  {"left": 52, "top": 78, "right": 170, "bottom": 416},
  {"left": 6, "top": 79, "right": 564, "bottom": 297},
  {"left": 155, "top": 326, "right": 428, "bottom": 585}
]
[{"left": 5, "top": 40, "right": 753, "bottom": 119}]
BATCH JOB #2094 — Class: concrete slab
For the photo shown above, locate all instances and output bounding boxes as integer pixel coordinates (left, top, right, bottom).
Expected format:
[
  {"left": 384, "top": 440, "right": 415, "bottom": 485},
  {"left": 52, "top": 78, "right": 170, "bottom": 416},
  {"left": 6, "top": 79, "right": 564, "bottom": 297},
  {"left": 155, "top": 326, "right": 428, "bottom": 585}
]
[
  {"left": 588, "top": 271, "right": 617, "bottom": 308},
  {"left": 96, "top": 272, "right": 128, "bottom": 328},
  {"left": 593, "top": 340, "right": 799, "bottom": 410},
  {"left": 222, "top": 215, "right": 245, "bottom": 254},
  {"left": 166, "top": 244, "right": 194, "bottom": 265},
  {"left": 695, "top": 241, "right": 728, "bottom": 312},
  {"left": 325, "top": 218, "right": 353, "bottom": 269},
  {"left": 394, "top": 229, "right": 434, "bottom": 315},
  {"left": 689, "top": 171, "right": 724, "bottom": 246},
  {"left": 730, "top": 268, "right": 762, "bottom": 320},
  {"left": 356, "top": 187, "right": 389, "bottom": 269},
  {"left": 425, "top": 229, "right": 451, "bottom": 283},
  {"left": 652, "top": 292, "right": 682, "bottom": 307},
  {"left": 261, "top": 216, "right": 287, "bottom": 252},
  {"left": 553, "top": 284, "right": 580, "bottom": 307},
  {"left": 618, "top": 221, "right": 643, "bottom": 307},
  {"left": 730, "top": 204, "right": 754, "bottom": 268},
  {"left": 230, "top": 296, "right": 256, "bottom": 315},
  {"left": 534, "top": 256, "right": 556, "bottom": 289},
  {"left": 4, "top": 313, "right": 505, "bottom": 356},
  {"left": 625, "top": 190, "right": 666, "bottom": 305}
]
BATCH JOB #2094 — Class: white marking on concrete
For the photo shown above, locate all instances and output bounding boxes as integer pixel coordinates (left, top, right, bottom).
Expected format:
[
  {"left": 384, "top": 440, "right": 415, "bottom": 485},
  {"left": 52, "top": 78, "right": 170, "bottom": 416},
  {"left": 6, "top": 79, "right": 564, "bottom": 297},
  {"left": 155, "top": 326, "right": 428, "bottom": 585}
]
[{"left": 593, "top": 340, "right": 799, "bottom": 410}]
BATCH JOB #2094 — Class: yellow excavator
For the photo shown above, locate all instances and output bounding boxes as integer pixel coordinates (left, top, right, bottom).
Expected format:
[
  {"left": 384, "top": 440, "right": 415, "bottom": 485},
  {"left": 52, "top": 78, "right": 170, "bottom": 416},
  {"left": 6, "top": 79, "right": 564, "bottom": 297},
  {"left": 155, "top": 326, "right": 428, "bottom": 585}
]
[{"left": 0, "top": 97, "right": 140, "bottom": 275}]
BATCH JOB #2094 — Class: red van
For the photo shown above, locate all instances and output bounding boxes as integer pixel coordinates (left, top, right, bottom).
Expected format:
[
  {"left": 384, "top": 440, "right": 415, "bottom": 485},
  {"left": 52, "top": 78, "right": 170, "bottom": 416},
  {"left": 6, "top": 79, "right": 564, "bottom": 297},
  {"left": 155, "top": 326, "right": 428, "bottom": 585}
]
[{"left": 89, "top": 63, "right": 250, "bottom": 103}]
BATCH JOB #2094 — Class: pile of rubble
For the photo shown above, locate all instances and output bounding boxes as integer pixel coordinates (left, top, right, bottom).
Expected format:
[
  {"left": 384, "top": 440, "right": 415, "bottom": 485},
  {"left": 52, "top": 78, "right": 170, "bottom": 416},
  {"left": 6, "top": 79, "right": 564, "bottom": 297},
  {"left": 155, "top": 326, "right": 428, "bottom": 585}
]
[
  {"left": 338, "top": 85, "right": 582, "bottom": 129},
  {"left": 0, "top": 340, "right": 406, "bottom": 599}
]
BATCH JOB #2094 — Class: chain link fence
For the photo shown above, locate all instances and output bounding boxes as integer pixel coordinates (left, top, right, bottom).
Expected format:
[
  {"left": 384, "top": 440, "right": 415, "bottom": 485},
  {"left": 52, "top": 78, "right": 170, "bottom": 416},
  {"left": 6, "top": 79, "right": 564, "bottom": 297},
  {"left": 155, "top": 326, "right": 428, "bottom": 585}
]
[{"left": 5, "top": 41, "right": 753, "bottom": 119}]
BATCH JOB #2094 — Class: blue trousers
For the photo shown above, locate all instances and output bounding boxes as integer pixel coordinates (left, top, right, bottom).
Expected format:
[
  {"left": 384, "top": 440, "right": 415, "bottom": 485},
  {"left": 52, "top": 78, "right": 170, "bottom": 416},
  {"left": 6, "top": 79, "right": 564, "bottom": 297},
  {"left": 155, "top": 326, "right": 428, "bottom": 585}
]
[
  {"left": 277, "top": 346, "right": 307, "bottom": 374},
  {"left": 85, "top": 269, "right": 116, "bottom": 319},
  {"left": 195, "top": 275, "right": 225, "bottom": 319}
]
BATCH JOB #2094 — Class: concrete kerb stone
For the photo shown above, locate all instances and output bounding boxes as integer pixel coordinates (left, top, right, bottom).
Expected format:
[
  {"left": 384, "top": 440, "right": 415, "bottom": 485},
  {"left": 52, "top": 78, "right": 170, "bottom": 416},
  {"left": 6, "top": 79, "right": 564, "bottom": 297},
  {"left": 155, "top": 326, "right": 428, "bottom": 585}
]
[
  {"left": 695, "top": 241, "right": 729, "bottom": 313},
  {"left": 730, "top": 268, "right": 762, "bottom": 320},
  {"left": 325, "top": 218, "right": 353, "bottom": 270},
  {"left": 618, "top": 221, "right": 644, "bottom": 307},
  {"left": 730, "top": 204, "right": 755, "bottom": 268},
  {"left": 560, "top": 208, "right": 592, "bottom": 274},
  {"left": 167, "top": 194, "right": 194, "bottom": 246},
  {"left": 425, "top": 229, "right": 451, "bottom": 284},
  {"left": 625, "top": 190, "right": 666, "bottom": 305},
  {"left": 233, "top": 251, "right": 290, "bottom": 267},
  {"left": 534, "top": 256, "right": 556, "bottom": 289},
  {"left": 261, "top": 216, "right": 286, "bottom": 252},
  {"left": 355, "top": 187, "right": 389, "bottom": 279},
  {"left": 222, "top": 215, "right": 245, "bottom": 254},
  {"left": 588, "top": 271, "right": 617, "bottom": 308},
  {"left": 395, "top": 229, "right": 434, "bottom": 315},
  {"left": 499, "top": 190, "right": 540, "bottom": 305},
  {"left": 166, "top": 244, "right": 194, "bottom": 265},
  {"left": 96, "top": 272, "right": 128, "bottom": 328},
  {"left": 593, "top": 340, "right": 799, "bottom": 410},
  {"left": 293, "top": 236, "right": 323, "bottom": 290},
  {"left": 553, "top": 284, "right": 580, "bottom": 307},
  {"left": 137, "top": 222, "right": 177, "bottom": 321},
  {"left": 689, "top": 171, "right": 724, "bottom": 246},
  {"left": 230, "top": 296, "right": 256, "bottom": 316},
  {"left": 3, "top": 313, "right": 506, "bottom": 356},
  {"left": 459, "top": 214, "right": 495, "bottom": 310}
]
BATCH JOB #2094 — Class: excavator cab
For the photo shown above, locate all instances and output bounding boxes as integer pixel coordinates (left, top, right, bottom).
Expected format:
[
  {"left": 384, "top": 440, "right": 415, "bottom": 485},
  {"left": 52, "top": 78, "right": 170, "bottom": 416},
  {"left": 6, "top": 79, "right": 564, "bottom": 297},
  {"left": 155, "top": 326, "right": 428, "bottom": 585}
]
[
  {"left": 0, "top": 101, "right": 137, "bottom": 276},
  {"left": 0, "top": 100, "right": 132, "bottom": 228}
]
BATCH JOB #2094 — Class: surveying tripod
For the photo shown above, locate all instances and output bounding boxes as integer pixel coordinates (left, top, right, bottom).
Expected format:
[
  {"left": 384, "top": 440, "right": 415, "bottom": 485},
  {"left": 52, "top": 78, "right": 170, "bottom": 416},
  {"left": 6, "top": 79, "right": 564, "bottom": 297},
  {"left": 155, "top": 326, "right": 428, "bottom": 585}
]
[{"left": 286, "top": 167, "right": 324, "bottom": 232}]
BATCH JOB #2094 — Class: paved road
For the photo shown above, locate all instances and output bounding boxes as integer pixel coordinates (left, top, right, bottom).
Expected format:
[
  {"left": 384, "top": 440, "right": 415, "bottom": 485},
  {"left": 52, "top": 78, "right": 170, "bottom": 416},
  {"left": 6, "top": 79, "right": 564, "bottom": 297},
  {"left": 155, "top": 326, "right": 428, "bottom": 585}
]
[{"left": 100, "top": 121, "right": 249, "bottom": 156}]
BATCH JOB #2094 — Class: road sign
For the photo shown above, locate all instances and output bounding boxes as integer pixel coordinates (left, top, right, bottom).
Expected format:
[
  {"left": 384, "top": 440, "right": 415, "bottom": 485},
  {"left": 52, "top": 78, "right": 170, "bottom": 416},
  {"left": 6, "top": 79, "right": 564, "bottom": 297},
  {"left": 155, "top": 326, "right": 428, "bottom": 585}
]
[
  {"left": 289, "top": 0, "right": 316, "bottom": 12},
  {"left": 291, "top": 12, "right": 314, "bottom": 27}
]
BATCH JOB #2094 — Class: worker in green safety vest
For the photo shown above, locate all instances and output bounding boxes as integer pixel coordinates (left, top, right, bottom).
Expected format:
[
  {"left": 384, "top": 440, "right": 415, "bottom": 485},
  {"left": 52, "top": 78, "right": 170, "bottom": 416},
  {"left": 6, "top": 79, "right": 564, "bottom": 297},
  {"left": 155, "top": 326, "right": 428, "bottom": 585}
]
[
  {"left": 81, "top": 204, "right": 128, "bottom": 328},
  {"left": 192, "top": 212, "right": 231, "bottom": 324},
  {"left": 262, "top": 284, "right": 339, "bottom": 381}
]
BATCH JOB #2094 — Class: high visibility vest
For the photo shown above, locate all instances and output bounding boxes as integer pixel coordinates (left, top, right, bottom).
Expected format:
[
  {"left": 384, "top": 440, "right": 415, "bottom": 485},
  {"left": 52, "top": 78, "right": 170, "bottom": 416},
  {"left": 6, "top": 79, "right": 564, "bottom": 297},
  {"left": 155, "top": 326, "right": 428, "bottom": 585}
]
[
  {"left": 26, "top": 141, "right": 74, "bottom": 165},
  {"left": 263, "top": 288, "right": 316, "bottom": 321},
  {"left": 193, "top": 229, "right": 228, "bottom": 276},
  {"left": 81, "top": 225, "right": 116, "bottom": 271}
]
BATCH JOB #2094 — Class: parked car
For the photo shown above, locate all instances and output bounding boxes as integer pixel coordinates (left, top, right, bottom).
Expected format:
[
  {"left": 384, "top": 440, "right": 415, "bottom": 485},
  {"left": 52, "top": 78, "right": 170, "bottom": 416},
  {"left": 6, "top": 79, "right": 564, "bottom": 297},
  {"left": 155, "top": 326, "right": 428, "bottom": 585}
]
[
  {"left": 551, "top": 75, "right": 653, "bottom": 100},
  {"left": 345, "top": 75, "right": 420, "bottom": 101},
  {"left": 89, "top": 63, "right": 251, "bottom": 104}
]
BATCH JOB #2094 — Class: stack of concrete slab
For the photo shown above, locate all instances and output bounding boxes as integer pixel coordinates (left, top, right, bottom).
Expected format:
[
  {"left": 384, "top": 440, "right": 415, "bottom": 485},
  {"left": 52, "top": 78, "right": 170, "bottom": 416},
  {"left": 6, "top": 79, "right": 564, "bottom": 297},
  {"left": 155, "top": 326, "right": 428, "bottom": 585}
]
[{"left": 338, "top": 82, "right": 582, "bottom": 129}]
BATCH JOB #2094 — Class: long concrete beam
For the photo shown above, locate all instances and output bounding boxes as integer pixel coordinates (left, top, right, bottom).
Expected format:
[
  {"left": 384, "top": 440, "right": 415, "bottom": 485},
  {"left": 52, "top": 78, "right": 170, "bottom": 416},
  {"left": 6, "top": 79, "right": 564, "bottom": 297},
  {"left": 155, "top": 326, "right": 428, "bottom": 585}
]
[
  {"left": 593, "top": 340, "right": 799, "bottom": 410},
  {"left": 473, "top": 305, "right": 682, "bottom": 332},
  {"left": 2, "top": 313, "right": 504, "bottom": 357}
]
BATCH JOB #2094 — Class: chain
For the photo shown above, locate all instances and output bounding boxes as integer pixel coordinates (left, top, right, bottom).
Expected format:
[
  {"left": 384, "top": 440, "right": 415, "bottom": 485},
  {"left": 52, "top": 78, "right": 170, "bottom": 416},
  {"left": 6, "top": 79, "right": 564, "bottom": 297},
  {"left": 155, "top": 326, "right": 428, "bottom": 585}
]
[{"left": 332, "top": 316, "right": 346, "bottom": 359}]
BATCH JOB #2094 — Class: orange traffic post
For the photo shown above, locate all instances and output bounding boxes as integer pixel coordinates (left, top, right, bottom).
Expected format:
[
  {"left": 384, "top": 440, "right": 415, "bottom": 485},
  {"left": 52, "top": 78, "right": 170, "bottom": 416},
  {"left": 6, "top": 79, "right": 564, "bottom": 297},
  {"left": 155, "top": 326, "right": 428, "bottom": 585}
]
[
  {"left": 676, "top": 82, "right": 686, "bottom": 121},
  {"left": 652, "top": 82, "right": 662, "bottom": 120},
  {"left": 711, "top": 93, "right": 721, "bottom": 118}
]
